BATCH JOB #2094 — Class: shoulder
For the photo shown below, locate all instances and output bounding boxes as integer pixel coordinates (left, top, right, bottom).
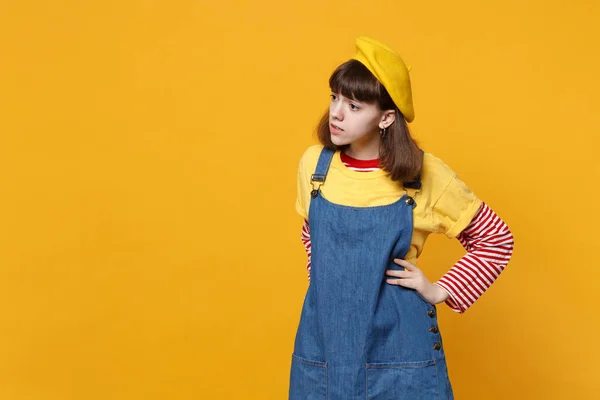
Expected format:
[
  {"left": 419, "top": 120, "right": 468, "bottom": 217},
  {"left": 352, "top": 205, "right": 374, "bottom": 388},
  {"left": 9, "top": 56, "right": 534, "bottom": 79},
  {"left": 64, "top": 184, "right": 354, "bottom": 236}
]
[
  {"left": 420, "top": 152, "right": 458, "bottom": 191},
  {"left": 419, "top": 152, "right": 482, "bottom": 237},
  {"left": 297, "top": 144, "right": 326, "bottom": 173},
  {"left": 419, "top": 151, "right": 479, "bottom": 208}
]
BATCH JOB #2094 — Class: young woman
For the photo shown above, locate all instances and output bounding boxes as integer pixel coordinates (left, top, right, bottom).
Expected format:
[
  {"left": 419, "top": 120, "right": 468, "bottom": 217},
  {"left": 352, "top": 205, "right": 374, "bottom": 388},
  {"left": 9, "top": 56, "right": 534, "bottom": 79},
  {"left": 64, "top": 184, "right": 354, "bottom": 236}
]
[{"left": 289, "top": 36, "right": 514, "bottom": 399}]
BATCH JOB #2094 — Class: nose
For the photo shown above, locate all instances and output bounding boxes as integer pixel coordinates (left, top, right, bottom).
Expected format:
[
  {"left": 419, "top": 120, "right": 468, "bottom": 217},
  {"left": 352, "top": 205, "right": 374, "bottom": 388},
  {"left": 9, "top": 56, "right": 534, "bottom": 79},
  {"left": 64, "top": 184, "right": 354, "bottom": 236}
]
[{"left": 330, "top": 100, "right": 343, "bottom": 121}]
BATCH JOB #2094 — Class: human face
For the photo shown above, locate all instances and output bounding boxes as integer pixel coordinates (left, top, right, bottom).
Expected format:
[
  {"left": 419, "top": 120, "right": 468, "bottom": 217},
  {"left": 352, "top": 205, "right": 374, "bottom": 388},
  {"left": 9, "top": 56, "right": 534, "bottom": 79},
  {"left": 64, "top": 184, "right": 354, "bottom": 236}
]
[{"left": 328, "top": 92, "right": 386, "bottom": 151}]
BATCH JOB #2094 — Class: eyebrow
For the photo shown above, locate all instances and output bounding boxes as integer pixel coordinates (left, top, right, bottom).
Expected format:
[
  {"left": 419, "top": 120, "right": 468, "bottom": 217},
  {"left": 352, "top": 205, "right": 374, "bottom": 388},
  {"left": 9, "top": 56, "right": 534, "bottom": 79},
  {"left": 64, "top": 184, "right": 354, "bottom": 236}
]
[{"left": 332, "top": 92, "right": 363, "bottom": 104}]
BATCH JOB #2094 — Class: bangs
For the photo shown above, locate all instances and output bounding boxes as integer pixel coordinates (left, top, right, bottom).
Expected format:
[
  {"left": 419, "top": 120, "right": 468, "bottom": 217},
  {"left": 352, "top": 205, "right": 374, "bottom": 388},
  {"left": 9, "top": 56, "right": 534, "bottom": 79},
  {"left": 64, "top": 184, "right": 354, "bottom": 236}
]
[{"left": 329, "top": 59, "right": 384, "bottom": 104}]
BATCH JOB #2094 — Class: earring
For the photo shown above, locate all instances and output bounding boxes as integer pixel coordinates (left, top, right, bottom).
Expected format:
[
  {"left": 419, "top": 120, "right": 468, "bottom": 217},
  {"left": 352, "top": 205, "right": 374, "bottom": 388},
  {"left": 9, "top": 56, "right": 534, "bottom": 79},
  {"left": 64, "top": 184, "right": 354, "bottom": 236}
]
[{"left": 380, "top": 127, "right": 387, "bottom": 138}]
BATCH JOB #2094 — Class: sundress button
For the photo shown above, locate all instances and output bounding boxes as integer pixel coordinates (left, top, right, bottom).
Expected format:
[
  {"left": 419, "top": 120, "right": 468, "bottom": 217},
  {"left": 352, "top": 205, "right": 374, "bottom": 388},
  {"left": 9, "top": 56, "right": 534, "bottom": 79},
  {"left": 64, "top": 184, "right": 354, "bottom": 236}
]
[
  {"left": 405, "top": 197, "right": 414, "bottom": 205},
  {"left": 429, "top": 326, "right": 439, "bottom": 333},
  {"left": 427, "top": 309, "right": 435, "bottom": 317},
  {"left": 311, "top": 189, "right": 318, "bottom": 198},
  {"left": 433, "top": 342, "right": 442, "bottom": 350}
]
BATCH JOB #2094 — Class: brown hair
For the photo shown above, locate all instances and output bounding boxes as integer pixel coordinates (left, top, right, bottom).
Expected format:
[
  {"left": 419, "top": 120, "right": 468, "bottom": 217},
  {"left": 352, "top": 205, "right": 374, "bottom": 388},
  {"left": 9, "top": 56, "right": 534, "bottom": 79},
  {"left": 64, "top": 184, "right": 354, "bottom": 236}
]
[{"left": 316, "top": 59, "right": 423, "bottom": 182}]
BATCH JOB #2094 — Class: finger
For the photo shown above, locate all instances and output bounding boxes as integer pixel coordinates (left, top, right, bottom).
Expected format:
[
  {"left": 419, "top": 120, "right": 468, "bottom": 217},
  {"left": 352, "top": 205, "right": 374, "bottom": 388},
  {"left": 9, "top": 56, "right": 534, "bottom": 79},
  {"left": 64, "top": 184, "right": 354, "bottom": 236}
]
[
  {"left": 385, "top": 269, "right": 411, "bottom": 278},
  {"left": 387, "top": 278, "right": 416, "bottom": 289},
  {"left": 393, "top": 258, "right": 417, "bottom": 271}
]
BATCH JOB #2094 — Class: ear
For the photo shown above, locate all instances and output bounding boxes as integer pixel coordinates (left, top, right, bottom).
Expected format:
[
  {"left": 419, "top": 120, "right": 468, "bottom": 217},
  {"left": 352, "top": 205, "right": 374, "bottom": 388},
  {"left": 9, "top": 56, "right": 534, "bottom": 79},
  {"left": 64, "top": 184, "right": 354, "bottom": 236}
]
[{"left": 379, "top": 110, "right": 396, "bottom": 129}]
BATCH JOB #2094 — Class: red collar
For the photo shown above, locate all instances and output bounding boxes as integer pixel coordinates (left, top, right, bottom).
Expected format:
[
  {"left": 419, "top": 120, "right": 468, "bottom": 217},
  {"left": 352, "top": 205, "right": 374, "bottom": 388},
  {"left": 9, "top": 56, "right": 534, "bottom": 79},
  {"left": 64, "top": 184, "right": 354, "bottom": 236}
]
[{"left": 340, "top": 151, "right": 380, "bottom": 169}]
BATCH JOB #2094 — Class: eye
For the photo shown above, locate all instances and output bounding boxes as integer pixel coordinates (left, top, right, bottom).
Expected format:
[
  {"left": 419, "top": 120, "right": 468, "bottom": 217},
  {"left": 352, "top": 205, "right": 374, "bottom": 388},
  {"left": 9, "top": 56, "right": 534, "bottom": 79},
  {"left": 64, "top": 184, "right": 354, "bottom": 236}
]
[
  {"left": 330, "top": 93, "right": 338, "bottom": 101},
  {"left": 349, "top": 103, "right": 360, "bottom": 111}
]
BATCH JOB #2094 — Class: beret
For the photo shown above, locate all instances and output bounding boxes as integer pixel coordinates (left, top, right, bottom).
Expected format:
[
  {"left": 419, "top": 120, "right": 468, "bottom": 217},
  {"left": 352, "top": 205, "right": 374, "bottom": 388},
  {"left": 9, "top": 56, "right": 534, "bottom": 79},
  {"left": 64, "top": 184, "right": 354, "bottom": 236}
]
[{"left": 352, "top": 36, "right": 415, "bottom": 122}]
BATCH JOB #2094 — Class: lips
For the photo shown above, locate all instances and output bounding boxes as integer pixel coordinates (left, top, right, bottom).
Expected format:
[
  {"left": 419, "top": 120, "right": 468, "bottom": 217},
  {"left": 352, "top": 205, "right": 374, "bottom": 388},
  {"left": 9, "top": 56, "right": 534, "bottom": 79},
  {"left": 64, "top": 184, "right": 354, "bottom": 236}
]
[{"left": 330, "top": 123, "right": 344, "bottom": 134}]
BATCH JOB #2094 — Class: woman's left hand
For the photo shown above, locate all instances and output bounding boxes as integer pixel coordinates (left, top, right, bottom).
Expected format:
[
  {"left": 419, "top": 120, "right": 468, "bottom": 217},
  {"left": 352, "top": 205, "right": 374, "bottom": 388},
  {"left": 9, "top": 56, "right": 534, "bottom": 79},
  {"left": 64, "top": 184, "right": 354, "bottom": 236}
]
[{"left": 386, "top": 259, "right": 449, "bottom": 305}]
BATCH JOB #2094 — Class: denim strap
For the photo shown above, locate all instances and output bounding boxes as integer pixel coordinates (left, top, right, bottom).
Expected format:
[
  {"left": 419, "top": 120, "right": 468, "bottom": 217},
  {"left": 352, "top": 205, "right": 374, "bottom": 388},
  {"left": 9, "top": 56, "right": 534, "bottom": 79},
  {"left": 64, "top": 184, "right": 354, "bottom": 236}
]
[{"left": 310, "top": 147, "right": 335, "bottom": 186}]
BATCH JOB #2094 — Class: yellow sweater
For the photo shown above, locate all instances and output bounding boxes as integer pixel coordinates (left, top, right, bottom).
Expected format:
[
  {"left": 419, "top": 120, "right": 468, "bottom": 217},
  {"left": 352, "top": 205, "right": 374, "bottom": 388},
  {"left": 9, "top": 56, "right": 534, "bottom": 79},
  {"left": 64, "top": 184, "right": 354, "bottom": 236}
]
[{"left": 295, "top": 145, "right": 483, "bottom": 265}]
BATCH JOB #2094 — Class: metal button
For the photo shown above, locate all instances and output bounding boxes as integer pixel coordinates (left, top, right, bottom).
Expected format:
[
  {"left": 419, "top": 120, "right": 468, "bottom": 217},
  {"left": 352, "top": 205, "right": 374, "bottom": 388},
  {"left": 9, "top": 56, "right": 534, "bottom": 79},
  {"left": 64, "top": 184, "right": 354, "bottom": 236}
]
[
  {"left": 427, "top": 309, "right": 435, "bottom": 318},
  {"left": 433, "top": 342, "right": 442, "bottom": 350},
  {"left": 429, "top": 326, "right": 439, "bottom": 334},
  {"left": 311, "top": 189, "right": 318, "bottom": 198},
  {"left": 405, "top": 197, "right": 414, "bottom": 205}
]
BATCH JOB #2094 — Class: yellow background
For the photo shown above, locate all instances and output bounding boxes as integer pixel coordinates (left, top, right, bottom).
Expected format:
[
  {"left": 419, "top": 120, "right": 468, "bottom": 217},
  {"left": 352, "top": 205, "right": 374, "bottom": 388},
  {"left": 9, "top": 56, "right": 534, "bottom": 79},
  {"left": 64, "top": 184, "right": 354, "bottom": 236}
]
[{"left": 1, "top": 1, "right": 599, "bottom": 399}]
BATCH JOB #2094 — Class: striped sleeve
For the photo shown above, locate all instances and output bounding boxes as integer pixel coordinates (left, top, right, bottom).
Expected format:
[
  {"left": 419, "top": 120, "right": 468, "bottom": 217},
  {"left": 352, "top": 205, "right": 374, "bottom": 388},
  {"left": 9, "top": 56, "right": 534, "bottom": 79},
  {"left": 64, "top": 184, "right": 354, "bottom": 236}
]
[
  {"left": 434, "top": 202, "right": 514, "bottom": 313},
  {"left": 301, "top": 219, "right": 312, "bottom": 281}
]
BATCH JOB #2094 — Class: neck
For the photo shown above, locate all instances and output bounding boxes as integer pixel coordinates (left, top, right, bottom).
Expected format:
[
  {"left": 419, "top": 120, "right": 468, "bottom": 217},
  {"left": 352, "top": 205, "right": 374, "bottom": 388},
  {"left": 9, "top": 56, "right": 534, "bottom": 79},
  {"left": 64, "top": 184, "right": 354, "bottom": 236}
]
[{"left": 345, "top": 132, "right": 381, "bottom": 160}]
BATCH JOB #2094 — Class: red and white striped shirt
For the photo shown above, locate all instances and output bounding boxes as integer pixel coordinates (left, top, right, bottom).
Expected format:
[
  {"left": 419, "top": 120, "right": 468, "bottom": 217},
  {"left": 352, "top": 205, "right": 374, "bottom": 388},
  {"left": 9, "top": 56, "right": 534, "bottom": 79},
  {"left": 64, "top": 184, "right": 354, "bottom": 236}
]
[{"left": 300, "top": 151, "right": 514, "bottom": 313}]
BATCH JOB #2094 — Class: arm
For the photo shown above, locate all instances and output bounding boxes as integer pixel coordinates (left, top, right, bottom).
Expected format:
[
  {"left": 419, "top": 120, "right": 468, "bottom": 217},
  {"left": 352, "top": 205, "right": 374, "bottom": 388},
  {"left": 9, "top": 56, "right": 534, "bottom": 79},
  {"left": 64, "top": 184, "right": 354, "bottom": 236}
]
[
  {"left": 386, "top": 202, "right": 514, "bottom": 312},
  {"left": 433, "top": 202, "right": 514, "bottom": 313}
]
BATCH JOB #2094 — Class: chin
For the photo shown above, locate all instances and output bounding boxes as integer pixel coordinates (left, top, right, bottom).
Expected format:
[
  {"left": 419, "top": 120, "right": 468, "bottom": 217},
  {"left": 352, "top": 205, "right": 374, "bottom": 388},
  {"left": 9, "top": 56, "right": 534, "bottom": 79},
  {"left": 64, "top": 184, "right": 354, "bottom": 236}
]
[{"left": 330, "top": 134, "right": 349, "bottom": 146}]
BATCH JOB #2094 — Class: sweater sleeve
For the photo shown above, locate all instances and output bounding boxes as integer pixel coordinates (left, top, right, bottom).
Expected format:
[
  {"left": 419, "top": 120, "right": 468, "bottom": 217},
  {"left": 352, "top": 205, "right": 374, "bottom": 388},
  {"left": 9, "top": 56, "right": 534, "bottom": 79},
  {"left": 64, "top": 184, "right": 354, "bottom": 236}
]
[
  {"left": 434, "top": 202, "right": 514, "bottom": 313},
  {"left": 301, "top": 219, "right": 312, "bottom": 281}
]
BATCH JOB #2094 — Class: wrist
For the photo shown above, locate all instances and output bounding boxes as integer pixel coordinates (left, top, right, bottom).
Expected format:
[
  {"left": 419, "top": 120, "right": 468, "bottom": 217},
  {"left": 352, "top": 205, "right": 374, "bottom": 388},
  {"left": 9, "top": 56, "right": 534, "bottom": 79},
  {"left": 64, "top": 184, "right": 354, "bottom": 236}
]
[{"left": 432, "top": 283, "right": 449, "bottom": 303}]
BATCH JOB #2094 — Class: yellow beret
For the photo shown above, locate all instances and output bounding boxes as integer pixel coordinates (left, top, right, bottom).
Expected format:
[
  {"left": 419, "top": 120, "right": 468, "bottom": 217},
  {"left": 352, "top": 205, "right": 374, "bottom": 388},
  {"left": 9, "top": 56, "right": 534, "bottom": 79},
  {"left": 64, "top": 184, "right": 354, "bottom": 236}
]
[{"left": 352, "top": 36, "right": 415, "bottom": 122}]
